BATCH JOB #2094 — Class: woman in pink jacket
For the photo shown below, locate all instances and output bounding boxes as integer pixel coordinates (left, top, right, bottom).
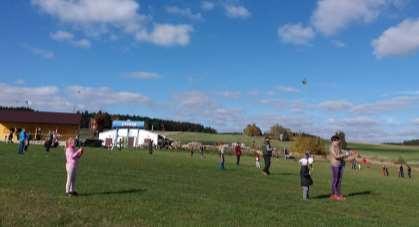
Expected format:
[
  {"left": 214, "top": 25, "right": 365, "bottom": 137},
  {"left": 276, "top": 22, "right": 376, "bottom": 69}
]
[{"left": 65, "top": 137, "right": 84, "bottom": 197}]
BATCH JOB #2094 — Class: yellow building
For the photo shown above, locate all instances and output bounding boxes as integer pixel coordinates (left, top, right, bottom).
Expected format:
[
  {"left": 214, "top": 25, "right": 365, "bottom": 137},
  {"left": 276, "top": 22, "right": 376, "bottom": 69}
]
[{"left": 0, "top": 110, "right": 81, "bottom": 142}]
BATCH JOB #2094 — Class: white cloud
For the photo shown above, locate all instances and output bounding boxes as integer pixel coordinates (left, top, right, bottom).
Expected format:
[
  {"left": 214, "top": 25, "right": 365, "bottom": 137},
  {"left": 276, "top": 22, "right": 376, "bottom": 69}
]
[
  {"left": 413, "top": 118, "right": 419, "bottom": 125},
  {"left": 0, "top": 83, "right": 70, "bottom": 111},
  {"left": 32, "top": 0, "right": 141, "bottom": 26},
  {"left": 137, "top": 24, "right": 193, "bottom": 47},
  {"left": 0, "top": 83, "right": 151, "bottom": 112},
  {"left": 372, "top": 18, "right": 419, "bottom": 58},
  {"left": 216, "top": 91, "right": 241, "bottom": 99},
  {"left": 331, "top": 40, "right": 346, "bottom": 48},
  {"left": 276, "top": 85, "right": 301, "bottom": 93},
  {"left": 278, "top": 23, "right": 315, "bottom": 45},
  {"left": 50, "top": 30, "right": 74, "bottom": 41},
  {"left": 201, "top": 1, "right": 215, "bottom": 11},
  {"left": 33, "top": 0, "right": 193, "bottom": 47},
  {"left": 50, "top": 30, "right": 91, "bottom": 48},
  {"left": 312, "top": 0, "right": 389, "bottom": 36},
  {"left": 173, "top": 91, "right": 245, "bottom": 131},
  {"left": 68, "top": 86, "right": 151, "bottom": 110},
  {"left": 352, "top": 96, "right": 419, "bottom": 114},
  {"left": 22, "top": 44, "right": 55, "bottom": 59},
  {"left": 127, "top": 71, "right": 160, "bottom": 80},
  {"left": 224, "top": 5, "right": 251, "bottom": 19},
  {"left": 165, "top": 6, "right": 203, "bottom": 21},
  {"left": 319, "top": 100, "right": 353, "bottom": 111}
]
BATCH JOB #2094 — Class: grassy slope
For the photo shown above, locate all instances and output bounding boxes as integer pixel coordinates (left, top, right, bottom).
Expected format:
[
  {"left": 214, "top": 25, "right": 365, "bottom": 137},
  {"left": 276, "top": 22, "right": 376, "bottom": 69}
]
[
  {"left": 162, "top": 131, "right": 290, "bottom": 147},
  {"left": 1, "top": 143, "right": 419, "bottom": 226},
  {"left": 164, "top": 132, "right": 419, "bottom": 163},
  {"left": 348, "top": 143, "right": 419, "bottom": 164}
]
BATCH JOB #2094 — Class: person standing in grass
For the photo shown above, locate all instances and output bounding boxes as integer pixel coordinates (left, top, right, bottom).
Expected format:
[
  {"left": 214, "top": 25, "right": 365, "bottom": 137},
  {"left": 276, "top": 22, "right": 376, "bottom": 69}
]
[
  {"left": 219, "top": 144, "right": 226, "bottom": 170},
  {"left": 65, "top": 137, "right": 84, "bottom": 197},
  {"left": 407, "top": 165, "right": 412, "bottom": 179},
  {"left": 17, "top": 129, "right": 26, "bottom": 155},
  {"left": 399, "top": 165, "right": 405, "bottom": 178},
  {"left": 235, "top": 143, "right": 242, "bottom": 166},
  {"left": 262, "top": 138, "right": 273, "bottom": 175},
  {"left": 299, "top": 153, "right": 314, "bottom": 200},
  {"left": 328, "top": 135, "right": 357, "bottom": 201},
  {"left": 200, "top": 145, "right": 205, "bottom": 159}
]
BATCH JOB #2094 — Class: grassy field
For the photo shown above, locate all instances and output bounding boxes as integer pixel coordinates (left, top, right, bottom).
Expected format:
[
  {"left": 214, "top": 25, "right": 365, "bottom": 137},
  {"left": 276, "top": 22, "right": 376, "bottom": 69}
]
[
  {"left": 348, "top": 143, "right": 419, "bottom": 165},
  {"left": 163, "top": 132, "right": 419, "bottom": 164},
  {"left": 1, "top": 143, "right": 418, "bottom": 226},
  {"left": 161, "top": 131, "right": 290, "bottom": 148}
]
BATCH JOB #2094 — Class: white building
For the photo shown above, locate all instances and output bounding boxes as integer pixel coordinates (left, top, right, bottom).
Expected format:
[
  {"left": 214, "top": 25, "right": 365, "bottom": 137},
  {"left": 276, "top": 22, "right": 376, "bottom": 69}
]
[{"left": 99, "top": 128, "right": 166, "bottom": 148}]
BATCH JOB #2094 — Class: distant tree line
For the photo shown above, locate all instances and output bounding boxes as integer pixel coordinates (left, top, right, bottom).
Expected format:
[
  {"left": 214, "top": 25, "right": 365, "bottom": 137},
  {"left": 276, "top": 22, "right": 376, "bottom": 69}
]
[
  {"left": 0, "top": 106, "right": 34, "bottom": 111},
  {"left": 385, "top": 139, "right": 419, "bottom": 146},
  {"left": 78, "top": 111, "right": 217, "bottom": 133}
]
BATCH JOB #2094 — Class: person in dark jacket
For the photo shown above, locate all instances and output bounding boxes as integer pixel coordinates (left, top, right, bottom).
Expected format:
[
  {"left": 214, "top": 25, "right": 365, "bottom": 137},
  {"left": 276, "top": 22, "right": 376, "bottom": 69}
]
[
  {"left": 399, "top": 165, "right": 405, "bottom": 178},
  {"left": 262, "top": 138, "right": 273, "bottom": 175},
  {"left": 407, "top": 165, "right": 412, "bottom": 179},
  {"left": 299, "top": 153, "right": 314, "bottom": 200},
  {"left": 235, "top": 143, "right": 242, "bottom": 165}
]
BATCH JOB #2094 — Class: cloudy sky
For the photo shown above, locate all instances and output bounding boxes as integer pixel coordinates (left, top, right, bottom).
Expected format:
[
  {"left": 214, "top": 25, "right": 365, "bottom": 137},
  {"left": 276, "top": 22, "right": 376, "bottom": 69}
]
[{"left": 1, "top": 0, "right": 419, "bottom": 143}]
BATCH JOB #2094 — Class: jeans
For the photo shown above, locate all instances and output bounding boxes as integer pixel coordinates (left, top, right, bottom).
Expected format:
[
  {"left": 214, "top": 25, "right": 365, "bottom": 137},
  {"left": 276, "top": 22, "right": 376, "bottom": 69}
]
[
  {"left": 18, "top": 141, "right": 25, "bottom": 154},
  {"left": 66, "top": 166, "right": 77, "bottom": 193},
  {"left": 236, "top": 155, "right": 241, "bottom": 165},
  {"left": 220, "top": 155, "right": 225, "bottom": 170},
  {"left": 331, "top": 165, "right": 344, "bottom": 196},
  {"left": 302, "top": 186, "right": 310, "bottom": 200},
  {"left": 263, "top": 155, "right": 271, "bottom": 174}
]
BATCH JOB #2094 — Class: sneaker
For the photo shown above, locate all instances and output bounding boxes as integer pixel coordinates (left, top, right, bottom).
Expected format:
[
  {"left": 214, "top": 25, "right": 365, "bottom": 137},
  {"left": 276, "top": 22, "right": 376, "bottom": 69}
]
[
  {"left": 66, "top": 193, "right": 73, "bottom": 197},
  {"left": 329, "top": 194, "right": 339, "bottom": 201},
  {"left": 262, "top": 171, "right": 268, "bottom": 176},
  {"left": 336, "top": 195, "right": 346, "bottom": 201}
]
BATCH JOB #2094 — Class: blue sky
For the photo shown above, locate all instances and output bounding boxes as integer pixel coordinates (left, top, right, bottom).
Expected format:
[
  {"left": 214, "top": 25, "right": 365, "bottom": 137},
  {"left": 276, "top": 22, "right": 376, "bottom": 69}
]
[{"left": 1, "top": 0, "right": 419, "bottom": 142}]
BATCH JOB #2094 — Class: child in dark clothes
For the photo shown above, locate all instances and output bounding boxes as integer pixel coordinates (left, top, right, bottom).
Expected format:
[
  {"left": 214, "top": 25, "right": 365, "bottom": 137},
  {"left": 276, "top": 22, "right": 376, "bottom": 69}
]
[{"left": 299, "top": 153, "right": 314, "bottom": 200}]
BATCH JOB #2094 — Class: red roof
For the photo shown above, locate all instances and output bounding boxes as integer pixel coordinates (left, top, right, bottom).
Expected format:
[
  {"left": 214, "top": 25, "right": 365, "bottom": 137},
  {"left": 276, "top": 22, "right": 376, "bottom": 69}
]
[{"left": 0, "top": 110, "right": 81, "bottom": 125}]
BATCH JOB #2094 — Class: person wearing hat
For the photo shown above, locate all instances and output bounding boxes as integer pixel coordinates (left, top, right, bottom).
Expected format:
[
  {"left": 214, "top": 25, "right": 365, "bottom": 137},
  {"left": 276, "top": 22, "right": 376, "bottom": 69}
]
[
  {"left": 328, "top": 135, "right": 358, "bottom": 201},
  {"left": 262, "top": 138, "right": 273, "bottom": 175},
  {"left": 299, "top": 153, "right": 314, "bottom": 200}
]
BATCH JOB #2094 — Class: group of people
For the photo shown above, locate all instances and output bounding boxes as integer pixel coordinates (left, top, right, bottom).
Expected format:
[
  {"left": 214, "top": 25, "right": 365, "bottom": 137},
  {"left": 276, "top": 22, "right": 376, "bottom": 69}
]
[
  {"left": 398, "top": 164, "right": 412, "bottom": 178},
  {"left": 217, "top": 135, "right": 360, "bottom": 201}
]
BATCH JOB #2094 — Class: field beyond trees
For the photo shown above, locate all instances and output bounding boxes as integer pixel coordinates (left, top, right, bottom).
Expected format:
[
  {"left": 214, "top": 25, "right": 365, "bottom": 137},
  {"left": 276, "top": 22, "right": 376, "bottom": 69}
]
[{"left": 1, "top": 142, "right": 419, "bottom": 226}]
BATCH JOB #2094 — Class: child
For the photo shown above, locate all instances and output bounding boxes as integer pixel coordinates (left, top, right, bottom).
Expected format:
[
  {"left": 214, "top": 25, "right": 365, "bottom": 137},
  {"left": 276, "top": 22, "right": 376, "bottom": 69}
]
[
  {"left": 65, "top": 137, "right": 84, "bottom": 197},
  {"left": 299, "top": 153, "right": 314, "bottom": 200},
  {"left": 255, "top": 150, "right": 261, "bottom": 169}
]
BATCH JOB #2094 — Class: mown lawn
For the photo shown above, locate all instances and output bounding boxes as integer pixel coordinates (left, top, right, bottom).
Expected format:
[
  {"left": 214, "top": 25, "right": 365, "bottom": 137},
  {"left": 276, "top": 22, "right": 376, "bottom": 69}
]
[{"left": 1, "top": 143, "right": 418, "bottom": 226}]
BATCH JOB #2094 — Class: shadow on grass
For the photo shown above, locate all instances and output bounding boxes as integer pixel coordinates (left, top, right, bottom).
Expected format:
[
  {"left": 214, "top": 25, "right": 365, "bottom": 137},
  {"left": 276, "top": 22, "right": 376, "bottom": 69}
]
[
  {"left": 81, "top": 188, "right": 147, "bottom": 197},
  {"left": 312, "top": 191, "right": 373, "bottom": 200}
]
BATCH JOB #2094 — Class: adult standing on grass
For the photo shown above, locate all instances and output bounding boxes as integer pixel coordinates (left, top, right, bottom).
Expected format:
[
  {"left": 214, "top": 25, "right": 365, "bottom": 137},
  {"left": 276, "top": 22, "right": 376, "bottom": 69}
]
[
  {"left": 262, "top": 138, "right": 273, "bottom": 175},
  {"left": 148, "top": 139, "right": 153, "bottom": 154},
  {"left": 328, "top": 135, "right": 357, "bottom": 201},
  {"left": 407, "top": 165, "right": 412, "bottom": 179},
  {"left": 65, "top": 137, "right": 84, "bottom": 197},
  {"left": 219, "top": 143, "right": 226, "bottom": 170},
  {"left": 17, "top": 129, "right": 26, "bottom": 155},
  {"left": 235, "top": 143, "right": 242, "bottom": 166}
]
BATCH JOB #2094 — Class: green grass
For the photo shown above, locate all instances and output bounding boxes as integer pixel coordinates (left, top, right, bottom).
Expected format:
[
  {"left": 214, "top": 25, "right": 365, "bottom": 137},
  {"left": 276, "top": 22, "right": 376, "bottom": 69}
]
[
  {"left": 349, "top": 143, "right": 419, "bottom": 164},
  {"left": 1, "top": 143, "right": 418, "bottom": 226},
  {"left": 162, "top": 131, "right": 290, "bottom": 148}
]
